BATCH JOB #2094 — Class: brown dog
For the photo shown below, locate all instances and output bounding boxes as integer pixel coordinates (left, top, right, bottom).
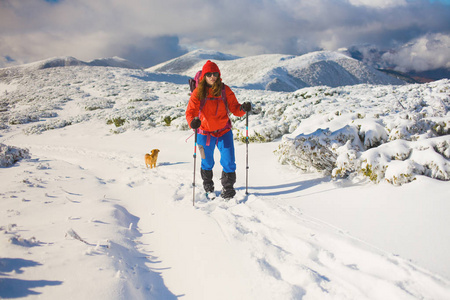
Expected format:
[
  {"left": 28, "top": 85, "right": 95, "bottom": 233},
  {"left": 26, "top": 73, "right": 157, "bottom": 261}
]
[{"left": 145, "top": 149, "right": 160, "bottom": 168}]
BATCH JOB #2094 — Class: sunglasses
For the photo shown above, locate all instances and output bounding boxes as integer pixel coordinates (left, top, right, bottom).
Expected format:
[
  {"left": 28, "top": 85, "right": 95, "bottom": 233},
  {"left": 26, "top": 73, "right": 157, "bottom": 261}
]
[{"left": 205, "top": 72, "right": 219, "bottom": 78}]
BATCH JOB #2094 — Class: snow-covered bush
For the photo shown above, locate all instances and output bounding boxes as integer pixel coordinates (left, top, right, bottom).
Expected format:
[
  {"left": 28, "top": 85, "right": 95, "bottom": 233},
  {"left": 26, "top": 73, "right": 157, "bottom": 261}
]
[
  {"left": 0, "top": 143, "right": 30, "bottom": 167},
  {"left": 275, "top": 80, "right": 450, "bottom": 185},
  {"left": 23, "top": 115, "right": 91, "bottom": 135},
  {"left": 83, "top": 98, "right": 115, "bottom": 111},
  {"left": 278, "top": 123, "right": 450, "bottom": 185},
  {"left": 276, "top": 125, "right": 361, "bottom": 173}
]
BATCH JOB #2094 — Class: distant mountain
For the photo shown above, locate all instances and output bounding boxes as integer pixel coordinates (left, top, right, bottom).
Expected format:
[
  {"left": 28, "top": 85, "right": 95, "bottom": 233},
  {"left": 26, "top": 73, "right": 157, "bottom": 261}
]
[
  {"left": 0, "top": 50, "right": 406, "bottom": 91},
  {"left": 87, "top": 57, "right": 142, "bottom": 69},
  {"left": 0, "top": 56, "right": 142, "bottom": 78},
  {"left": 149, "top": 50, "right": 405, "bottom": 91},
  {"left": 36, "top": 56, "right": 142, "bottom": 70}
]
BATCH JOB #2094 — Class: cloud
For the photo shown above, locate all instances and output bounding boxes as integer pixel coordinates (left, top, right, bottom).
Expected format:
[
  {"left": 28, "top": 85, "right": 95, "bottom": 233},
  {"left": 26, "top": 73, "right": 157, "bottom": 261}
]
[
  {"left": 348, "top": 0, "right": 408, "bottom": 8},
  {"left": 381, "top": 33, "right": 450, "bottom": 72},
  {"left": 0, "top": 0, "right": 449, "bottom": 72}
]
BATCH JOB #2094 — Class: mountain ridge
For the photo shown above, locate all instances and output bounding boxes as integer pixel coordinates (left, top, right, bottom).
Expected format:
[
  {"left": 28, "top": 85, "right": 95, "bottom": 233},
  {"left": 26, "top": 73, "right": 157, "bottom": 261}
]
[
  {"left": 147, "top": 50, "right": 405, "bottom": 91},
  {"left": 0, "top": 56, "right": 142, "bottom": 78},
  {"left": 1, "top": 50, "right": 405, "bottom": 91}
]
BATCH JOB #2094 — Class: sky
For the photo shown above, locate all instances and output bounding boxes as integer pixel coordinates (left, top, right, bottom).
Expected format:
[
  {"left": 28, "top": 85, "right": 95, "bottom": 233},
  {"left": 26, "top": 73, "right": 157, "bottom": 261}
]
[{"left": 0, "top": 0, "right": 449, "bottom": 72}]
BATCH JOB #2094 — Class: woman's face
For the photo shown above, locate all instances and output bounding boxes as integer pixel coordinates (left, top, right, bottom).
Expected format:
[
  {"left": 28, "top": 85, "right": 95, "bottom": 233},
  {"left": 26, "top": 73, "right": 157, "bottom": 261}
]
[{"left": 205, "top": 72, "right": 219, "bottom": 86}]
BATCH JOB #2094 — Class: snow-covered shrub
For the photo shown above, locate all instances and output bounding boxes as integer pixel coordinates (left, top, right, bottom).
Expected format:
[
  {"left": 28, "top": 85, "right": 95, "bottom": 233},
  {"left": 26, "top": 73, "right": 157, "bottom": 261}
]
[
  {"left": 8, "top": 110, "right": 57, "bottom": 125},
  {"left": 23, "top": 115, "right": 91, "bottom": 135},
  {"left": 232, "top": 100, "right": 293, "bottom": 143},
  {"left": 0, "top": 143, "right": 30, "bottom": 167},
  {"left": 276, "top": 125, "right": 361, "bottom": 174},
  {"left": 332, "top": 141, "right": 359, "bottom": 178},
  {"left": 333, "top": 135, "right": 450, "bottom": 184},
  {"left": 107, "top": 117, "right": 127, "bottom": 127},
  {"left": 235, "top": 121, "right": 290, "bottom": 143},
  {"left": 355, "top": 119, "right": 388, "bottom": 148},
  {"left": 384, "top": 160, "right": 417, "bottom": 186},
  {"left": 158, "top": 107, "right": 185, "bottom": 127},
  {"left": 8, "top": 114, "right": 40, "bottom": 125},
  {"left": 83, "top": 98, "right": 115, "bottom": 111},
  {"left": 171, "top": 117, "right": 189, "bottom": 130},
  {"left": 409, "top": 143, "right": 450, "bottom": 181},
  {"left": 434, "top": 139, "right": 450, "bottom": 159},
  {"left": 9, "top": 235, "right": 40, "bottom": 247},
  {"left": 386, "top": 117, "right": 448, "bottom": 142},
  {"left": 128, "top": 95, "right": 159, "bottom": 102},
  {"left": 432, "top": 121, "right": 449, "bottom": 136}
]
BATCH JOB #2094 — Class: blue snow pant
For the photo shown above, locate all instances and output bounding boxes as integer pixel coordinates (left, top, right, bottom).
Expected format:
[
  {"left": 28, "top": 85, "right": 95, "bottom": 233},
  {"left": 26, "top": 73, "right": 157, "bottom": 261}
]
[{"left": 197, "top": 130, "right": 236, "bottom": 173}]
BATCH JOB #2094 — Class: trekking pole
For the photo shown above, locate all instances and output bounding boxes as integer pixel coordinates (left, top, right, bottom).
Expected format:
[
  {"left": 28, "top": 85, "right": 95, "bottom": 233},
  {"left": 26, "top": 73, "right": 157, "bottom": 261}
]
[
  {"left": 245, "top": 111, "right": 249, "bottom": 195},
  {"left": 193, "top": 129, "right": 198, "bottom": 206}
]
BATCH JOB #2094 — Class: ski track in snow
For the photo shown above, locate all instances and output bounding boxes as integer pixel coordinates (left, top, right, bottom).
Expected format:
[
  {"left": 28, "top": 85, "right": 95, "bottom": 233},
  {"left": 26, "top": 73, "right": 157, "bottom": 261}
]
[{"left": 189, "top": 193, "right": 448, "bottom": 299}]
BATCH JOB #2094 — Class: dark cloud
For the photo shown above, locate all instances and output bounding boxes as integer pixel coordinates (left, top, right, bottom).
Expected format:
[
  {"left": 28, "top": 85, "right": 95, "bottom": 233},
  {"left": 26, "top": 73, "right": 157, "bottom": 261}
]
[
  {"left": 0, "top": 0, "right": 449, "bottom": 72},
  {"left": 117, "top": 36, "right": 188, "bottom": 68}
]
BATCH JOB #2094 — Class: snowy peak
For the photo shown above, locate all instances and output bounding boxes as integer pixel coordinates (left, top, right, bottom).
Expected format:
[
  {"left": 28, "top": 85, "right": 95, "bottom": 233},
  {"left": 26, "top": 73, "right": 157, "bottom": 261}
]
[
  {"left": 146, "top": 49, "right": 241, "bottom": 74},
  {"left": 37, "top": 56, "right": 86, "bottom": 69},
  {"left": 186, "top": 49, "right": 242, "bottom": 61}
]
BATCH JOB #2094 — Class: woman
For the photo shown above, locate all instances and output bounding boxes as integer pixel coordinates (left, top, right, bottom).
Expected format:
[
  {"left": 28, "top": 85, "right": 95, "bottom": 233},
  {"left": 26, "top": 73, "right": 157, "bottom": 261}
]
[{"left": 186, "top": 60, "right": 251, "bottom": 199}]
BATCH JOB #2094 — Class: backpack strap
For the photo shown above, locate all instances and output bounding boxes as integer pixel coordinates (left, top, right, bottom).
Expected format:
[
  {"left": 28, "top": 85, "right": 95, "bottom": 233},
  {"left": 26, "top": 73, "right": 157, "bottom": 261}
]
[
  {"left": 189, "top": 70, "right": 203, "bottom": 94},
  {"left": 188, "top": 78, "right": 196, "bottom": 94},
  {"left": 221, "top": 87, "right": 229, "bottom": 115}
]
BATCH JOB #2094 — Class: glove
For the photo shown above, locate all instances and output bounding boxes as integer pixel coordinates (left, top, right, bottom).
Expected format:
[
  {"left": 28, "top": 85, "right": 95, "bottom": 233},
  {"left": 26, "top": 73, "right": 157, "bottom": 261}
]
[
  {"left": 241, "top": 102, "right": 251, "bottom": 112},
  {"left": 190, "top": 117, "right": 201, "bottom": 129}
]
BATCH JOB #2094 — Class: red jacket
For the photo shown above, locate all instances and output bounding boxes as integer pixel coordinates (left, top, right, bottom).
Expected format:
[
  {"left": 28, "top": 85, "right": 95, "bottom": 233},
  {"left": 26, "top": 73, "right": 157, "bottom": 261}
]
[{"left": 186, "top": 84, "right": 245, "bottom": 136}]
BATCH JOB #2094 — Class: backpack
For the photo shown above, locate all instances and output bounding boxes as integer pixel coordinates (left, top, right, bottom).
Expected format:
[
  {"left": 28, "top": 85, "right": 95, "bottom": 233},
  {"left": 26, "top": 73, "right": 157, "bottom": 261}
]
[{"left": 189, "top": 70, "right": 229, "bottom": 114}]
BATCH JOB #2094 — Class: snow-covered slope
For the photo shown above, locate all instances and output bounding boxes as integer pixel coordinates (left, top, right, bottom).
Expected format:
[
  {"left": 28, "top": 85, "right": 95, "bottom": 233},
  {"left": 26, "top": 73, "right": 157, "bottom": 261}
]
[
  {"left": 148, "top": 50, "right": 405, "bottom": 91},
  {"left": 0, "top": 61, "right": 449, "bottom": 299},
  {"left": 0, "top": 56, "right": 141, "bottom": 78}
]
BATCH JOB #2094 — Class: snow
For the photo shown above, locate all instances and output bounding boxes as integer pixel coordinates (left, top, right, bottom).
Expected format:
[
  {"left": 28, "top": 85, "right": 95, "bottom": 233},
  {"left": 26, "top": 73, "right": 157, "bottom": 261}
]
[{"left": 0, "top": 53, "right": 450, "bottom": 299}]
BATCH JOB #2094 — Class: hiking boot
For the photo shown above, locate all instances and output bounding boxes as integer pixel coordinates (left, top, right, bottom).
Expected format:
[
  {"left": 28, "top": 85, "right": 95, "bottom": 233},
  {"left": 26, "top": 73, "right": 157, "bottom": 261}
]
[
  {"left": 201, "top": 169, "right": 214, "bottom": 193},
  {"left": 221, "top": 188, "right": 236, "bottom": 200},
  {"left": 221, "top": 171, "right": 236, "bottom": 199}
]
